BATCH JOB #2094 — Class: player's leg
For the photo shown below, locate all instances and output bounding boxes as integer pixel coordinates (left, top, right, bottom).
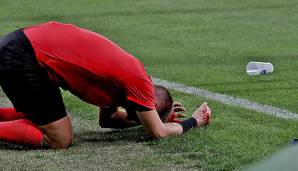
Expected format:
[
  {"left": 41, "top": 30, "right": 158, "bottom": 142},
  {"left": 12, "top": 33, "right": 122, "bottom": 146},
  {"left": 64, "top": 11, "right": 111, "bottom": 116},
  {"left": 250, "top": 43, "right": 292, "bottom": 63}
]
[
  {"left": 14, "top": 73, "right": 72, "bottom": 149},
  {"left": 0, "top": 29, "right": 29, "bottom": 123},
  {"left": 0, "top": 115, "right": 72, "bottom": 149},
  {"left": 0, "top": 29, "right": 44, "bottom": 147},
  {"left": 0, "top": 119, "right": 43, "bottom": 148},
  {"left": 0, "top": 108, "right": 26, "bottom": 121},
  {"left": 0, "top": 69, "right": 72, "bottom": 148},
  {"left": 39, "top": 114, "right": 72, "bottom": 149},
  {"left": 0, "top": 29, "right": 72, "bottom": 148}
]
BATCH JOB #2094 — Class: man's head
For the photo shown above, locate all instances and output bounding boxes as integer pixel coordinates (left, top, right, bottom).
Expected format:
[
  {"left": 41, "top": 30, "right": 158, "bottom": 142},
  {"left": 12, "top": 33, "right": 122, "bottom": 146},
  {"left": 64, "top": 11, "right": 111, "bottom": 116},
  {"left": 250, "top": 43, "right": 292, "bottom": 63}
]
[{"left": 154, "top": 85, "right": 173, "bottom": 122}]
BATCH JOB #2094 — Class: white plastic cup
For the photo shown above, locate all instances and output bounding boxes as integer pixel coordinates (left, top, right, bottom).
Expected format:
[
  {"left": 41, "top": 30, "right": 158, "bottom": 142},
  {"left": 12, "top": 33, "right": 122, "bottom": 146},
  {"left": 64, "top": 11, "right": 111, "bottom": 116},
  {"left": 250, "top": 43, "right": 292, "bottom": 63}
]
[{"left": 246, "top": 61, "right": 274, "bottom": 76}]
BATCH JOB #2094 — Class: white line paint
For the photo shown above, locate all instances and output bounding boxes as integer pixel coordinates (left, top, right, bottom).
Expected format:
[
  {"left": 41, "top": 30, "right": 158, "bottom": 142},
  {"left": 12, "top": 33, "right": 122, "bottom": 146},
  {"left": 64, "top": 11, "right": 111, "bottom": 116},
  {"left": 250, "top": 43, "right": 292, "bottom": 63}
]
[{"left": 152, "top": 77, "right": 298, "bottom": 120}]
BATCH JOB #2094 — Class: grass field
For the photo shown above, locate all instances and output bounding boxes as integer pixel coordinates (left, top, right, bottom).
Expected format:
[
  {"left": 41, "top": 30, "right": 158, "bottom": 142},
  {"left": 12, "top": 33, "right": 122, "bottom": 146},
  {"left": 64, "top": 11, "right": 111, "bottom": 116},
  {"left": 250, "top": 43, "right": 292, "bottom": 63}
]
[{"left": 1, "top": 0, "right": 298, "bottom": 170}]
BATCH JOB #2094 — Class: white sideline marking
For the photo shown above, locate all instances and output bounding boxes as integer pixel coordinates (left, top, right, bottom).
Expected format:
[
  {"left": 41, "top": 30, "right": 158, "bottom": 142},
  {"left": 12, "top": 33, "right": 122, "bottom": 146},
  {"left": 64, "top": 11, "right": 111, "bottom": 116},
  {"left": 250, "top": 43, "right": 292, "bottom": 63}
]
[{"left": 152, "top": 77, "right": 298, "bottom": 120}]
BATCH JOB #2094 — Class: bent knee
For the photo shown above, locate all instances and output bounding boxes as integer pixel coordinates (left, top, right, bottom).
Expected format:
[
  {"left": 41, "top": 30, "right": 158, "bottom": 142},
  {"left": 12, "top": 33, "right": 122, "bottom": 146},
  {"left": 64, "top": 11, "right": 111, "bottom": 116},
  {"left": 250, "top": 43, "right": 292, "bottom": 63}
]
[
  {"left": 40, "top": 115, "right": 73, "bottom": 149},
  {"left": 53, "top": 137, "right": 72, "bottom": 149},
  {"left": 46, "top": 133, "right": 73, "bottom": 149}
]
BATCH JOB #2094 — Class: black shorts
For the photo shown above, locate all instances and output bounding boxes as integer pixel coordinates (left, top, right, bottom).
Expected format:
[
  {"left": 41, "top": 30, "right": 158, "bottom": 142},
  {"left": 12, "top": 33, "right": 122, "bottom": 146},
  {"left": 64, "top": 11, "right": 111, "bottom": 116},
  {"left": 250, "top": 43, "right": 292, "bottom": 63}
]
[{"left": 0, "top": 29, "right": 67, "bottom": 126}]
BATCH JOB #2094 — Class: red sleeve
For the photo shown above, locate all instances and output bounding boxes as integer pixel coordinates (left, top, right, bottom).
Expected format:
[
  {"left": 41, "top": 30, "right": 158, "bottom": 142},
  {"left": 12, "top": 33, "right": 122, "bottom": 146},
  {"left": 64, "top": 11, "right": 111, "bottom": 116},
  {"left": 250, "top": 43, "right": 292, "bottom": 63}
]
[{"left": 122, "top": 76, "right": 156, "bottom": 110}]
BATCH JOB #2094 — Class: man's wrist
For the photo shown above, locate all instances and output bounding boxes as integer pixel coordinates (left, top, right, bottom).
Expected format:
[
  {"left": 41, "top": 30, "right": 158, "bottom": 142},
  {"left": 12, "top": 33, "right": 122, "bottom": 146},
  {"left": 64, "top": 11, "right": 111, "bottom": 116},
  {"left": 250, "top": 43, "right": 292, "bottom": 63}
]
[
  {"left": 178, "top": 117, "right": 198, "bottom": 133},
  {"left": 192, "top": 116, "right": 199, "bottom": 125}
]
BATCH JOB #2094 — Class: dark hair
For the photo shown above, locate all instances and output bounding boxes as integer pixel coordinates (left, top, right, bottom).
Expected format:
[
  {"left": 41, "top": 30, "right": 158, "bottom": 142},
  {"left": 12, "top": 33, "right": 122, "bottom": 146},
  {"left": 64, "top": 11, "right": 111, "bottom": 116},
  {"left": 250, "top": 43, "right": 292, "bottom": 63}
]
[{"left": 154, "top": 85, "right": 173, "bottom": 122}]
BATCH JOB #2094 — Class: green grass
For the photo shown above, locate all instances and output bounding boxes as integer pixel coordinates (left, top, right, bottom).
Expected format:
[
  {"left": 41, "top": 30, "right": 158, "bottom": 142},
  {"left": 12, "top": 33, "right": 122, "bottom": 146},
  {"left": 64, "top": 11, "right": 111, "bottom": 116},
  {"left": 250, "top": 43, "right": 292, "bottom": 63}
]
[
  {"left": 1, "top": 0, "right": 298, "bottom": 112},
  {"left": 1, "top": 0, "right": 298, "bottom": 170},
  {"left": 1, "top": 90, "right": 297, "bottom": 170}
]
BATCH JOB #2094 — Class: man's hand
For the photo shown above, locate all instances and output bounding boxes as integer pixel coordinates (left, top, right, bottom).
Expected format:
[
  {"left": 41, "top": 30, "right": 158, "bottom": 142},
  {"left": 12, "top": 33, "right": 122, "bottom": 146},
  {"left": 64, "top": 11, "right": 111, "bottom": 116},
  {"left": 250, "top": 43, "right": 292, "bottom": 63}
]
[
  {"left": 167, "top": 102, "right": 186, "bottom": 123},
  {"left": 192, "top": 102, "right": 211, "bottom": 127},
  {"left": 99, "top": 107, "right": 139, "bottom": 129}
]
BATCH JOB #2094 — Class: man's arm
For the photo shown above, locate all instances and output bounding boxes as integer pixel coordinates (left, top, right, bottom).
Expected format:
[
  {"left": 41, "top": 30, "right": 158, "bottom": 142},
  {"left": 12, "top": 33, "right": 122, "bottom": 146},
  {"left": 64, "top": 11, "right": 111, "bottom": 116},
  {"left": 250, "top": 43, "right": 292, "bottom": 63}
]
[
  {"left": 136, "top": 102, "right": 211, "bottom": 139},
  {"left": 136, "top": 110, "right": 183, "bottom": 139}
]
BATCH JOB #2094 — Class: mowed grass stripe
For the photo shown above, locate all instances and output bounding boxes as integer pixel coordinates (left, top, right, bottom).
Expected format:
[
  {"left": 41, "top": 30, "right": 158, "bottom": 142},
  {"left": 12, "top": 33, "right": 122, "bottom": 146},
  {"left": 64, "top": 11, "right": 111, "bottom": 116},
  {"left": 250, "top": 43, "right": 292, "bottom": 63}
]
[{"left": 153, "top": 77, "right": 298, "bottom": 120}]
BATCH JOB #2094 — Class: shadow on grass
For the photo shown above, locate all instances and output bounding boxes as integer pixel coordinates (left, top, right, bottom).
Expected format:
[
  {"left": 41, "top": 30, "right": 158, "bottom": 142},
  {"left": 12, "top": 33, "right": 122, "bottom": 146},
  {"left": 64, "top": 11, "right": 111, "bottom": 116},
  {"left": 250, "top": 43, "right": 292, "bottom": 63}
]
[
  {"left": 0, "top": 142, "right": 33, "bottom": 151},
  {"left": 0, "top": 127, "right": 153, "bottom": 150},
  {"left": 74, "top": 126, "right": 153, "bottom": 144}
]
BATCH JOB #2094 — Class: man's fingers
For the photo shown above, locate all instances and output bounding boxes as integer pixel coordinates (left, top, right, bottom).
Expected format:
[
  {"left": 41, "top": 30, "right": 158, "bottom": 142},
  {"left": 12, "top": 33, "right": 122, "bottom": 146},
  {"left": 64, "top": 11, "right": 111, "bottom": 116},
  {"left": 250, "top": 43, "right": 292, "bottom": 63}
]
[
  {"left": 173, "top": 106, "right": 186, "bottom": 112},
  {"left": 166, "top": 112, "right": 186, "bottom": 123},
  {"left": 173, "top": 102, "right": 182, "bottom": 107},
  {"left": 176, "top": 113, "right": 186, "bottom": 118}
]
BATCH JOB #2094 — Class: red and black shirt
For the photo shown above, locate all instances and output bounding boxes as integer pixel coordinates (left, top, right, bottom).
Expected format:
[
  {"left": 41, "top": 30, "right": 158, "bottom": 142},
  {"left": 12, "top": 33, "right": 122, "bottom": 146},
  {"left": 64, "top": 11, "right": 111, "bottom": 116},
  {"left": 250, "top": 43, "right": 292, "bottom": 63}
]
[{"left": 24, "top": 21, "right": 156, "bottom": 110}]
